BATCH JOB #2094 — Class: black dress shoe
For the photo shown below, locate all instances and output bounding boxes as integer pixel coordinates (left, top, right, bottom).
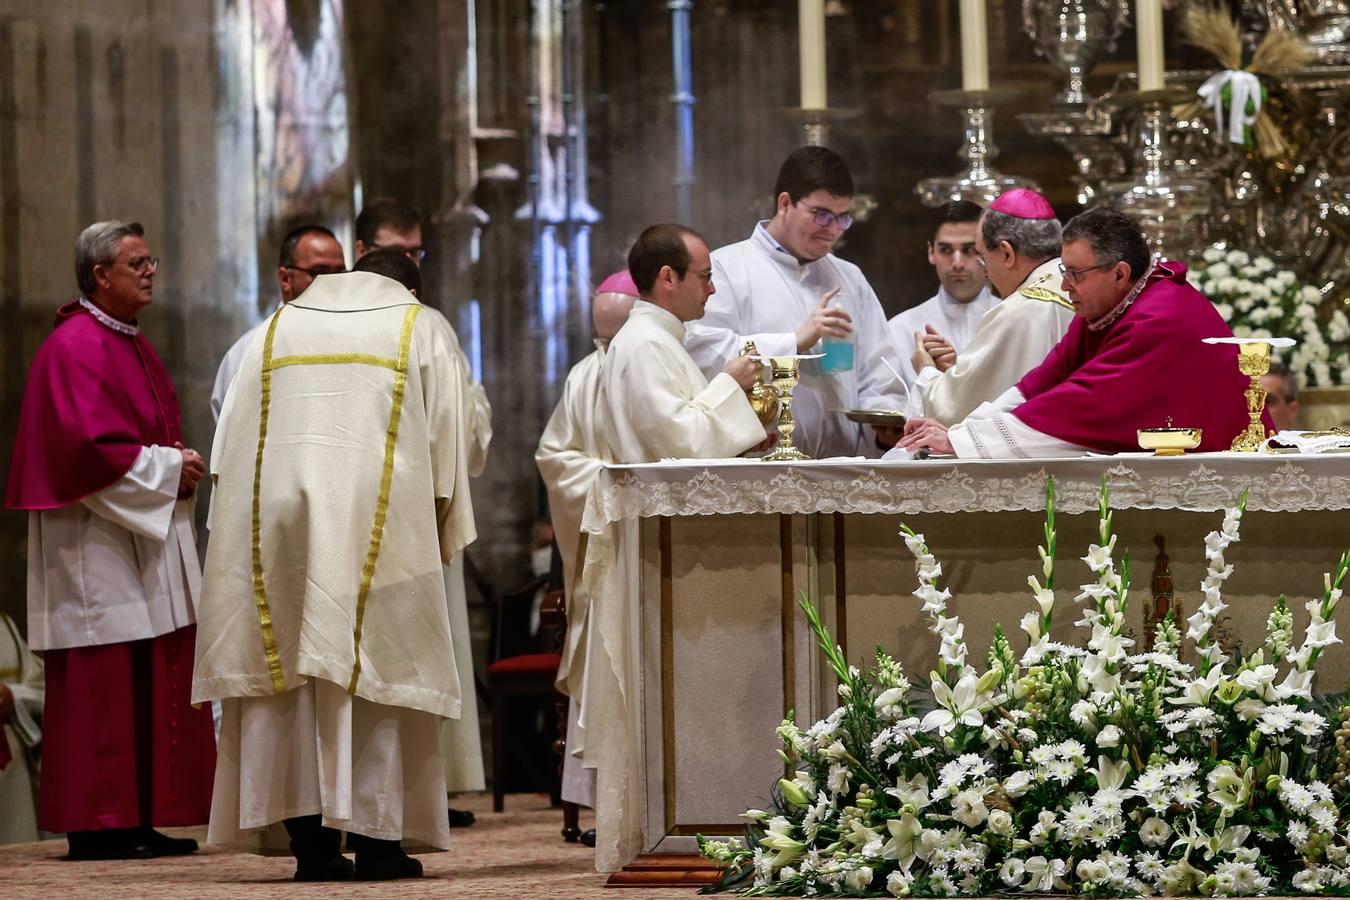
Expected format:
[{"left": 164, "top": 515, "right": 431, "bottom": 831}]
[
  {"left": 447, "top": 807, "right": 476, "bottom": 828},
  {"left": 66, "top": 829, "right": 154, "bottom": 861},
  {"left": 353, "top": 836, "right": 423, "bottom": 881},
  {"left": 284, "top": 815, "right": 353, "bottom": 882},
  {"left": 580, "top": 828, "right": 596, "bottom": 848},
  {"left": 142, "top": 829, "right": 199, "bottom": 857}
]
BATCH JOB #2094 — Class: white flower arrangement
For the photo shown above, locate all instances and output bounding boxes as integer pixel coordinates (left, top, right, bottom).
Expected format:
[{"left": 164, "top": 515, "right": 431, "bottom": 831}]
[
  {"left": 1189, "top": 245, "right": 1350, "bottom": 388},
  {"left": 700, "top": 478, "right": 1350, "bottom": 897}
]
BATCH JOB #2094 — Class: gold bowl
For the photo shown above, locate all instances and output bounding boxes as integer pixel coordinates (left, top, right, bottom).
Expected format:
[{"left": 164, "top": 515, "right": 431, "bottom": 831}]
[{"left": 1137, "top": 427, "right": 1203, "bottom": 457}]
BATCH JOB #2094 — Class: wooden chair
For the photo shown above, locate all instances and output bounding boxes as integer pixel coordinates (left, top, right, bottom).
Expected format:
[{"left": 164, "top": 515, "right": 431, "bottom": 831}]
[{"left": 485, "top": 574, "right": 579, "bottom": 841}]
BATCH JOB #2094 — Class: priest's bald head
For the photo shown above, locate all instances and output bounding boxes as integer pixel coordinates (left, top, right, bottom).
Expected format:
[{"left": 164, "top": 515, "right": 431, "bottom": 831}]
[
  {"left": 975, "top": 189, "right": 1062, "bottom": 299},
  {"left": 1060, "top": 208, "right": 1152, "bottom": 322},
  {"left": 627, "top": 224, "right": 715, "bottom": 323},
  {"left": 593, "top": 270, "right": 638, "bottom": 346}
]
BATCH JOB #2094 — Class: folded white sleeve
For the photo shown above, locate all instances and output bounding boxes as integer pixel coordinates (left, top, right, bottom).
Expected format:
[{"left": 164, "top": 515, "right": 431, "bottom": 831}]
[{"left": 80, "top": 445, "right": 183, "bottom": 541}]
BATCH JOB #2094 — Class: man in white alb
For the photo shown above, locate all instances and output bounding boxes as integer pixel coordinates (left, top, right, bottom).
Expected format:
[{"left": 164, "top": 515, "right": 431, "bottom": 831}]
[
  {"left": 210, "top": 224, "right": 346, "bottom": 422},
  {"left": 906, "top": 188, "right": 1075, "bottom": 426},
  {"left": 535, "top": 270, "right": 637, "bottom": 834},
  {"left": 887, "top": 200, "right": 996, "bottom": 390},
  {"left": 196, "top": 260, "right": 475, "bottom": 881},
  {"left": 579, "top": 224, "right": 766, "bottom": 872},
  {"left": 684, "top": 146, "right": 907, "bottom": 457}
]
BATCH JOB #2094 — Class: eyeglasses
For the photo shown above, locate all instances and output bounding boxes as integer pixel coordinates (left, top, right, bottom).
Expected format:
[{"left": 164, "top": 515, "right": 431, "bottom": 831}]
[
  {"left": 795, "top": 202, "right": 854, "bottom": 232},
  {"left": 124, "top": 256, "right": 159, "bottom": 273},
  {"left": 370, "top": 242, "right": 428, "bottom": 263},
  {"left": 284, "top": 264, "right": 347, "bottom": 278},
  {"left": 1059, "top": 261, "right": 1115, "bottom": 284}
]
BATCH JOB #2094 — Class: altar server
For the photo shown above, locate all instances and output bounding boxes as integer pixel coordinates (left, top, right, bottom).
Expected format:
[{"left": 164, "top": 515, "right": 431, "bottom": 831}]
[
  {"left": 684, "top": 146, "right": 907, "bottom": 457},
  {"left": 0, "top": 612, "right": 44, "bottom": 844},
  {"left": 197, "top": 265, "right": 475, "bottom": 881},
  {"left": 535, "top": 271, "right": 637, "bottom": 820},
  {"left": 908, "top": 189, "right": 1075, "bottom": 425},
  {"left": 887, "top": 200, "right": 997, "bottom": 389},
  {"left": 6, "top": 220, "right": 215, "bottom": 860},
  {"left": 899, "top": 208, "right": 1262, "bottom": 458}
]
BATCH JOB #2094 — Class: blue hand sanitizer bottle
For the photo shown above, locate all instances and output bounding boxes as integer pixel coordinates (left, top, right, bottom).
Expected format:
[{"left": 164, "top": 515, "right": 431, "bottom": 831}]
[{"left": 820, "top": 300, "right": 854, "bottom": 373}]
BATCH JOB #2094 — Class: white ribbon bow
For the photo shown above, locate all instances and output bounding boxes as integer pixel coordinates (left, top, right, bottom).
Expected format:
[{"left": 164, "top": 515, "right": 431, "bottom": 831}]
[{"left": 1197, "top": 69, "right": 1263, "bottom": 146}]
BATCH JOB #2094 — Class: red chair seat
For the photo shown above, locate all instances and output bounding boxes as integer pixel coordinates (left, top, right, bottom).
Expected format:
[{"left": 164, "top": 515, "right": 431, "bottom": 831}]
[{"left": 487, "top": 652, "right": 561, "bottom": 678}]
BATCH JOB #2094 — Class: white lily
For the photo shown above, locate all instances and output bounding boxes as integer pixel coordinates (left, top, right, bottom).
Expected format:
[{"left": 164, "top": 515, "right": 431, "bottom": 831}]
[
  {"left": 920, "top": 671, "right": 990, "bottom": 735},
  {"left": 879, "top": 812, "right": 923, "bottom": 868}
]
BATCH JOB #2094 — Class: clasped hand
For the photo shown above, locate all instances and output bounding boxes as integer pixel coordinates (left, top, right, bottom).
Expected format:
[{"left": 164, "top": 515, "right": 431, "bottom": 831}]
[
  {"left": 911, "top": 325, "right": 956, "bottom": 374},
  {"left": 176, "top": 442, "right": 206, "bottom": 498}
]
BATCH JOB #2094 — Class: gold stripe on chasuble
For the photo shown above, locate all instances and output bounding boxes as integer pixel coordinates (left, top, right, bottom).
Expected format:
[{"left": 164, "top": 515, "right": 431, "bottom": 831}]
[
  {"left": 347, "top": 304, "right": 421, "bottom": 695},
  {"left": 250, "top": 309, "right": 288, "bottom": 692},
  {"left": 268, "top": 353, "right": 399, "bottom": 371}
]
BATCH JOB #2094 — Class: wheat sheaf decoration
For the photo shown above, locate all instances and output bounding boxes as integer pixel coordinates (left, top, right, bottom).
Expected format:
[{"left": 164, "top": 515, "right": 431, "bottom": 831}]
[{"left": 1177, "top": 3, "right": 1310, "bottom": 163}]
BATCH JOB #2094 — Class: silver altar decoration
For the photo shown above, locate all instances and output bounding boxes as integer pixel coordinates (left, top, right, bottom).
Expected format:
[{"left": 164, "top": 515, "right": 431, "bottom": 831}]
[
  {"left": 1014, "top": 1, "right": 1350, "bottom": 303},
  {"left": 1022, "top": 0, "right": 1131, "bottom": 106},
  {"left": 915, "top": 90, "right": 1040, "bottom": 208}
]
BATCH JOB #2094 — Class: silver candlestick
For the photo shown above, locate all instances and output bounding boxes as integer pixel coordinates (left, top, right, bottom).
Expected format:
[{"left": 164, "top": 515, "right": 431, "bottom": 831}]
[
  {"left": 915, "top": 90, "right": 1040, "bottom": 208},
  {"left": 1099, "top": 90, "right": 1213, "bottom": 257}
]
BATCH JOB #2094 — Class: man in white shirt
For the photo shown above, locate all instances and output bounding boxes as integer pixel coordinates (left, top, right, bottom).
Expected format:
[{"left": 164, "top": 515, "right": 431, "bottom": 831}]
[
  {"left": 535, "top": 270, "right": 637, "bottom": 835},
  {"left": 684, "top": 146, "right": 907, "bottom": 457},
  {"left": 906, "top": 188, "right": 1075, "bottom": 425},
  {"left": 887, "top": 200, "right": 996, "bottom": 389},
  {"left": 210, "top": 225, "right": 346, "bottom": 422}
]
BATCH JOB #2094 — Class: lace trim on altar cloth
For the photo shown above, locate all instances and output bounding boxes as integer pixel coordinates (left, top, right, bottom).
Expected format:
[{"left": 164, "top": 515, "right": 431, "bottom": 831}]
[
  {"left": 78, "top": 297, "right": 140, "bottom": 336},
  {"left": 1087, "top": 255, "right": 1159, "bottom": 333},
  {"left": 580, "top": 458, "right": 1350, "bottom": 532}
]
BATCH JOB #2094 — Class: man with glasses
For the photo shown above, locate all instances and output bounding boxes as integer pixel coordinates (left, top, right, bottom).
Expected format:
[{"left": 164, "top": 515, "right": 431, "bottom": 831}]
[
  {"left": 905, "top": 188, "right": 1075, "bottom": 428},
  {"left": 353, "top": 197, "right": 492, "bottom": 831},
  {"left": 210, "top": 224, "right": 346, "bottom": 421},
  {"left": 685, "top": 146, "right": 907, "bottom": 458},
  {"left": 6, "top": 220, "right": 216, "bottom": 859},
  {"left": 355, "top": 197, "right": 427, "bottom": 264},
  {"left": 899, "top": 208, "right": 1259, "bottom": 458}
]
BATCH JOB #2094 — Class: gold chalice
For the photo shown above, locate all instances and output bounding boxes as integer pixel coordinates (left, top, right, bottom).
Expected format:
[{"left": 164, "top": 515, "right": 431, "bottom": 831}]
[
  {"left": 1202, "top": 336, "right": 1296, "bottom": 453},
  {"left": 1138, "top": 417, "right": 1203, "bottom": 457},
  {"left": 762, "top": 355, "right": 814, "bottom": 461}
]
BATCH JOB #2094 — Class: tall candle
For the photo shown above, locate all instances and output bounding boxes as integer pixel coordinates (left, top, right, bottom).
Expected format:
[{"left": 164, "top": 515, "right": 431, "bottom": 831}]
[
  {"left": 799, "top": 0, "right": 827, "bottom": 110},
  {"left": 959, "top": 0, "right": 989, "bottom": 93},
  {"left": 1136, "top": 0, "right": 1165, "bottom": 92}
]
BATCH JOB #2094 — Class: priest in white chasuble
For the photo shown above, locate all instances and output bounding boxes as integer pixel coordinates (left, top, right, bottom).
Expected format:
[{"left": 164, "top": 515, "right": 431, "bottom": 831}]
[
  {"left": 578, "top": 225, "right": 765, "bottom": 871},
  {"left": 684, "top": 146, "right": 908, "bottom": 458},
  {"left": 909, "top": 189, "right": 1075, "bottom": 426},
  {"left": 6, "top": 220, "right": 215, "bottom": 862},
  {"left": 899, "top": 209, "right": 1262, "bottom": 459},
  {"left": 536, "top": 271, "right": 637, "bottom": 815},
  {"left": 195, "top": 262, "right": 475, "bottom": 882},
  {"left": 0, "top": 612, "right": 44, "bottom": 844}
]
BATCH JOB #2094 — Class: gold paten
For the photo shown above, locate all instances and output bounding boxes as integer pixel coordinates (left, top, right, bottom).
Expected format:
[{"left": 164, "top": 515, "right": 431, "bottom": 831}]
[{"left": 1138, "top": 417, "right": 1203, "bottom": 456}]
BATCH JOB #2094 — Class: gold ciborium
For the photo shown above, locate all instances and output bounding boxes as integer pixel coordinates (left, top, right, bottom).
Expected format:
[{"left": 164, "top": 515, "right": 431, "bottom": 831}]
[{"left": 762, "top": 355, "right": 812, "bottom": 461}]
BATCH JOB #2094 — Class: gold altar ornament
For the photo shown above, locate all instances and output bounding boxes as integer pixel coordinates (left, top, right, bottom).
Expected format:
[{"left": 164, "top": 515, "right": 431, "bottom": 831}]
[
  {"left": 762, "top": 355, "right": 813, "bottom": 462},
  {"left": 1232, "top": 340, "right": 1273, "bottom": 452},
  {"left": 1138, "top": 416, "right": 1203, "bottom": 456},
  {"left": 740, "top": 341, "right": 780, "bottom": 430}
]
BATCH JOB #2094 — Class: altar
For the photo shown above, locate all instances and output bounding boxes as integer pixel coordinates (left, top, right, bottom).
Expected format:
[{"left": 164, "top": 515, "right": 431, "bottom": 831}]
[{"left": 578, "top": 454, "right": 1350, "bottom": 873}]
